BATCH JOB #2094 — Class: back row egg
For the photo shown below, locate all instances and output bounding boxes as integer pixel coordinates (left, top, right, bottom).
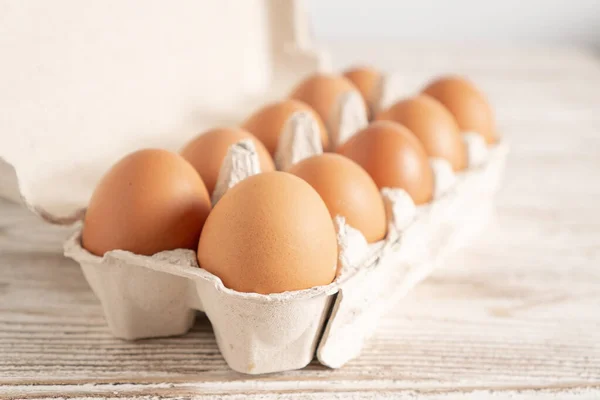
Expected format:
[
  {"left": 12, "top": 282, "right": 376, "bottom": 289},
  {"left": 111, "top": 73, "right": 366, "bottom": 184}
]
[{"left": 180, "top": 127, "right": 275, "bottom": 194}]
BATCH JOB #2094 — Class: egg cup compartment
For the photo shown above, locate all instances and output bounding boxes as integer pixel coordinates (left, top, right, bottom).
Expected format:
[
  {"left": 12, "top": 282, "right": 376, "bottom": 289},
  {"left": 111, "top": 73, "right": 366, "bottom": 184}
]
[
  {"left": 65, "top": 233, "right": 339, "bottom": 374},
  {"left": 65, "top": 244, "right": 199, "bottom": 340},
  {"left": 194, "top": 277, "right": 334, "bottom": 374}
]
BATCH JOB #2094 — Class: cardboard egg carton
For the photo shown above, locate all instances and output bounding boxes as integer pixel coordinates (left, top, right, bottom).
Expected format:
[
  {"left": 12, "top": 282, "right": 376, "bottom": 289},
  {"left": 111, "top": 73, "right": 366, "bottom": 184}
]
[
  {"left": 64, "top": 114, "right": 508, "bottom": 374},
  {"left": 0, "top": 0, "right": 508, "bottom": 376}
]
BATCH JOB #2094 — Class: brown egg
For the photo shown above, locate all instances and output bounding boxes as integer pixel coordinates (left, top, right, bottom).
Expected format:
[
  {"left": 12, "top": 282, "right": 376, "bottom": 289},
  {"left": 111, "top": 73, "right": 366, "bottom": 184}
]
[
  {"left": 422, "top": 76, "right": 497, "bottom": 144},
  {"left": 288, "top": 153, "right": 386, "bottom": 243},
  {"left": 376, "top": 94, "right": 468, "bottom": 171},
  {"left": 337, "top": 121, "right": 434, "bottom": 205},
  {"left": 82, "top": 149, "right": 212, "bottom": 256},
  {"left": 180, "top": 128, "right": 275, "bottom": 194},
  {"left": 242, "top": 99, "right": 329, "bottom": 154},
  {"left": 198, "top": 171, "right": 338, "bottom": 294},
  {"left": 343, "top": 66, "right": 381, "bottom": 120},
  {"left": 289, "top": 73, "right": 363, "bottom": 130}
]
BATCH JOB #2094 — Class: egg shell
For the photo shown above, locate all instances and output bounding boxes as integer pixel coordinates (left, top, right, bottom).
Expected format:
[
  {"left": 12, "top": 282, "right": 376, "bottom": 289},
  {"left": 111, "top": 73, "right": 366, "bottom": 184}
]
[
  {"left": 242, "top": 99, "right": 329, "bottom": 154},
  {"left": 422, "top": 76, "right": 497, "bottom": 144},
  {"left": 289, "top": 74, "right": 369, "bottom": 149},
  {"left": 288, "top": 153, "right": 387, "bottom": 243},
  {"left": 376, "top": 94, "right": 468, "bottom": 171},
  {"left": 289, "top": 74, "right": 358, "bottom": 124},
  {"left": 337, "top": 121, "right": 434, "bottom": 205},
  {"left": 82, "top": 149, "right": 212, "bottom": 256},
  {"left": 197, "top": 171, "right": 338, "bottom": 295},
  {"left": 180, "top": 128, "right": 275, "bottom": 194},
  {"left": 343, "top": 66, "right": 381, "bottom": 120}
]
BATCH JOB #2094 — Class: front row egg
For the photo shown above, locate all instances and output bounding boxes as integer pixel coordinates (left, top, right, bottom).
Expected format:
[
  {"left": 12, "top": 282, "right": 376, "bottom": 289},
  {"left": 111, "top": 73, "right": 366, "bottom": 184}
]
[
  {"left": 82, "top": 149, "right": 212, "bottom": 257},
  {"left": 180, "top": 127, "right": 275, "bottom": 195},
  {"left": 337, "top": 121, "right": 434, "bottom": 205},
  {"left": 197, "top": 171, "right": 338, "bottom": 295},
  {"left": 288, "top": 153, "right": 387, "bottom": 243},
  {"left": 242, "top": 99, "right": 329, "bottom": 155}
]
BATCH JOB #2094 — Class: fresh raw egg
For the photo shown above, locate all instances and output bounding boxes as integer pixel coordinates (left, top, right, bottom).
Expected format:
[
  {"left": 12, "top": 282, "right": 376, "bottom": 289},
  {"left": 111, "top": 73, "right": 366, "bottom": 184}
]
[
  {"left": 289, "top": 73, "right": 368, "bottom": 148},
  {"left": 343, "top": 66, "right": 382, "bottom": 120},
  {"left": 337, "top": 121, "right": 434, "bottom": 205},
  {"left": 82, "top": 149, "right": 212, "bottom": 256},
  {"left": 288, "top": 153, "right": 387, "bottom": 243},
  {"left": 197, "top": 171, "right": 338, "bottom": 294},
  {"left": 180, "top": 127, "right": 275, "bottom": 194},
  {"left": 376, "top": 94, "right": 468, "bottom": 171},
  {"left": 289, "top": 73, "right": 360, "bottom": 124},
  {"left": 242, "top": 99, "right": 329, "bottom": 154},
  {"left": 422, "top": 76, "right": 497, "bottom": 144}
]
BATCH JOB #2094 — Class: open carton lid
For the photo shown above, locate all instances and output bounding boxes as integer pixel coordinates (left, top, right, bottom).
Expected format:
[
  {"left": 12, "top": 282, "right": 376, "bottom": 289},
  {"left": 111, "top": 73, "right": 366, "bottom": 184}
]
[{"left": 0, "top": 0, "right": 330, "bottom": 222}]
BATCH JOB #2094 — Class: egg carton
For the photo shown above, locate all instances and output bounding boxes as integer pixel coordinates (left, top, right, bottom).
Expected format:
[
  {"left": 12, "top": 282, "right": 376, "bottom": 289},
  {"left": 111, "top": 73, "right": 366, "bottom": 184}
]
[{"left": 64, "top": 113, "right": 508, "bottom": 374}]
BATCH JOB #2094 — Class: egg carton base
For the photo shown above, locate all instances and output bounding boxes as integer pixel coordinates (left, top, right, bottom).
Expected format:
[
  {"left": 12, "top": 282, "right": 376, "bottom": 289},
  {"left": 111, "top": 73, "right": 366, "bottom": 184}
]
[{"left": 64, "top": 142, "right": 508, "bottom": 374}]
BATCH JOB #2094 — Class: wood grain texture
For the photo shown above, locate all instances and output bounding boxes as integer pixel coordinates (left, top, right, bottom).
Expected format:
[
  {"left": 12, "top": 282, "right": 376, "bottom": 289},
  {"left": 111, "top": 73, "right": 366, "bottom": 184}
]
[{"left": 1, "top": 44, "right": 600, "bottom": 399}]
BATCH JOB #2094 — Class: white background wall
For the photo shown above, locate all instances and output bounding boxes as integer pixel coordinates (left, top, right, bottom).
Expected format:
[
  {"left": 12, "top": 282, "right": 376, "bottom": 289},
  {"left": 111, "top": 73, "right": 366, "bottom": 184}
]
[{"left": 306, "top": 0, "right": 600, "bottom": 48}]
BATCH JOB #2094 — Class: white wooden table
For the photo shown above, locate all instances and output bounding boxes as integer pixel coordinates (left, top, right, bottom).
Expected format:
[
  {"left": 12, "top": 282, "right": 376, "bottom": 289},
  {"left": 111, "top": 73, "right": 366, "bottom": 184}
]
[{"left": 1, "top": 44, "right": 599, "bottom": 399}]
